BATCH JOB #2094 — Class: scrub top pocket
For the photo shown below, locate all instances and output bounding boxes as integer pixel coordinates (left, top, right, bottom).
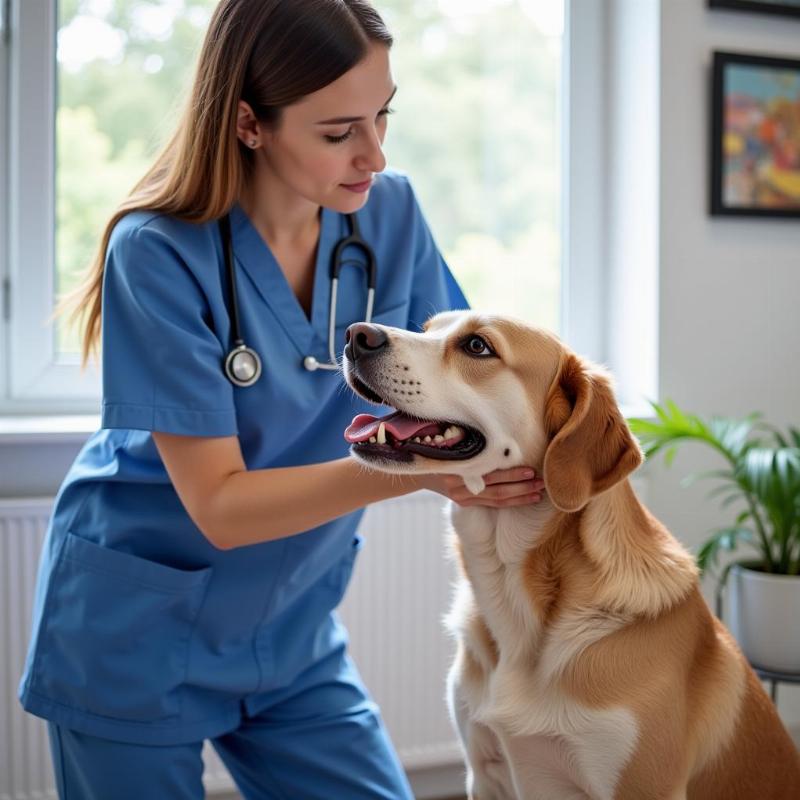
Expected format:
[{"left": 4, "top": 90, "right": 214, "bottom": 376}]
[{"left": 30, "top": 532, "right": 212, "bottom": 723}]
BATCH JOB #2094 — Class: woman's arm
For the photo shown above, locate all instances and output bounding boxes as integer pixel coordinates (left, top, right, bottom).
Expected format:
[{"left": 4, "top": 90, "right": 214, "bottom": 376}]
[
  {"left": 153, "top": 432, "right": 422, "bottom": 549},
  {"left": 153, "top": 432, "right": 544, "bottom": 551}
]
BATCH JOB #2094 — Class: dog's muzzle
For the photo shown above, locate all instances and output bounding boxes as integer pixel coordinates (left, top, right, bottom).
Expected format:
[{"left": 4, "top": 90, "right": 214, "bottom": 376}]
[{"left": 342, "top": 323, "right": 486, "bottom": 462}]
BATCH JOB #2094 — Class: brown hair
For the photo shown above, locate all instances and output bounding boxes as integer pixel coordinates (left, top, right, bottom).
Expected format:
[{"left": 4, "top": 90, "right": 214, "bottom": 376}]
[{"left": 59, "top": 0, "right": 392, "bottom": 368}]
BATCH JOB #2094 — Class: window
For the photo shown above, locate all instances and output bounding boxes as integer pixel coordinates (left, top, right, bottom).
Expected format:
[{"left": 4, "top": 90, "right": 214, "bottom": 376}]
[
  {"left": 1, "top": 0, "right": 578, "bottom": 415},
  {"left": 381, "top": 0, "right": 564, "bottom": 331}
]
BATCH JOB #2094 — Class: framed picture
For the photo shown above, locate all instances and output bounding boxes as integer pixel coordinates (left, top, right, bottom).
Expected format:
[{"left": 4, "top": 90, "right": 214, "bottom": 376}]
[
  {"left": 710, "top": 51, "right": 800, "bottom": 217},
  {"left": 709, "top": 0, "right": 800, "bottom": 18}
]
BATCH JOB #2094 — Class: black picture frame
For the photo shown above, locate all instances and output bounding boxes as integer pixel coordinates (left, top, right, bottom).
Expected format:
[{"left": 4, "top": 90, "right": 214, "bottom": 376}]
[
  {"left": 709, "top": 0, "right": 800, "bottom": 18},
  {"left": 710, "top": 51, "right": 800, "bottom": 217}
]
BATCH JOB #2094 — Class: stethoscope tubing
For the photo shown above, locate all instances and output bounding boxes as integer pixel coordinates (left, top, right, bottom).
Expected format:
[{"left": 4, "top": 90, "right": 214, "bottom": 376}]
[{"left": 219, "top": 210, "right": 376, "bottom": 384}]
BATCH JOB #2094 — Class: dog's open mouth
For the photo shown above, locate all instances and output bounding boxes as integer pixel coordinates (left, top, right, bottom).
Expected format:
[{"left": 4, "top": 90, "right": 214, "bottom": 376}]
[
  {"left": 345, "top": 409, "right": 486, "bottom": 462},
  {"left": 344, "top": 370, "right": 485, "bottom": 462}
]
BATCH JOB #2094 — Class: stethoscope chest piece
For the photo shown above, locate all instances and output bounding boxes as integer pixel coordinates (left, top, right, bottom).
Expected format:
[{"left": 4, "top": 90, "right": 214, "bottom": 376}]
[
  {"left": 218, "top": 209, "right": 376, "bottom": 385},
  {"left": 224, "top": 344, "right": 262, "bottom": 387}
]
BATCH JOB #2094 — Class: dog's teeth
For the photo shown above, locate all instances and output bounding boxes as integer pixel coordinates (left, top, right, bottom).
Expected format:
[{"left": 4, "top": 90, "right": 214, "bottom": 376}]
[
  {"left": 369, "top": 437, "right": 377, "bottom": 443},
  {"left": 434, "top": 435, "right": 444, "bottom": 444},
  {"left": 414, "top": 437, "right": 421, "bottom": 442},
  {"left": 377, "top": 422, "right": 387, "bottom": 445},
  {"left": 424, "top": 435, "right": 432, "bottom": 443}
]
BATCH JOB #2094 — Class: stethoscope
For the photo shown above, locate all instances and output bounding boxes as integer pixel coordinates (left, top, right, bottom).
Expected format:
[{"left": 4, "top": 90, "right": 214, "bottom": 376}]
[{"left": 219, "top": 210, "right": 377, "bottom": 387}]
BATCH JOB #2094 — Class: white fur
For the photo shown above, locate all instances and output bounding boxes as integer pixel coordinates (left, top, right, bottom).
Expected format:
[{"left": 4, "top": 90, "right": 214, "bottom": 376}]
[{"left": 446, "top": 504, "right": 639, "bottom": 800}]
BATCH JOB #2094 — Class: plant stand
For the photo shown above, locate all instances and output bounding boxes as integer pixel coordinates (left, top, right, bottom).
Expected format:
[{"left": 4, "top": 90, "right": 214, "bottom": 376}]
[{"left": 750, "top": 665, "right": 800, "bottom": 704}]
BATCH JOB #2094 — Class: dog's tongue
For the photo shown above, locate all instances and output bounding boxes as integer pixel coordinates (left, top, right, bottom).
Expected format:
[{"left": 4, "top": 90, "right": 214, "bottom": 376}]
[{"left": 345, "top": 410, "right": 441, "bottom": 443}]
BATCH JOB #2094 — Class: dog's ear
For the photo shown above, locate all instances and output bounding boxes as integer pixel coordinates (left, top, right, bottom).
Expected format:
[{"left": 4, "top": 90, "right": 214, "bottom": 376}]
[{"left": 543, "top": 353, "right": 643, "bottom": 513}]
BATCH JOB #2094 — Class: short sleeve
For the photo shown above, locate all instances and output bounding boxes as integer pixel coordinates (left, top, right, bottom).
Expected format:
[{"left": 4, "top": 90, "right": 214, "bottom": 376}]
[
  {"left": 100, "top": 218, "right": 238, "bottom": 436},
  {"left": 405, "top": 184, "right": 471, "bottom": 333}
]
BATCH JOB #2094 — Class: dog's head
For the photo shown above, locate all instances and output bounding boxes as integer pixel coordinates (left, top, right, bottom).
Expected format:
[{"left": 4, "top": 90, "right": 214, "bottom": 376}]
[{"left": 343, "top": 311, "right": 643, "bottom": 511}]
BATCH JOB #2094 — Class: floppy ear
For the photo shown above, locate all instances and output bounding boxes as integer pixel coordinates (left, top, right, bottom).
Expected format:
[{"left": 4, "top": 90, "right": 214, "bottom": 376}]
[{"left": 543, "top": 353, "right": 643, "bottom": 513}]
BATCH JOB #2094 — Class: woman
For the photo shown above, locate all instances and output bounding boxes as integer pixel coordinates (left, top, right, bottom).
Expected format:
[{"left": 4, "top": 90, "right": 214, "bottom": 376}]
[{"left": 18, "top": 1, "right": 545, "bottom": 797}]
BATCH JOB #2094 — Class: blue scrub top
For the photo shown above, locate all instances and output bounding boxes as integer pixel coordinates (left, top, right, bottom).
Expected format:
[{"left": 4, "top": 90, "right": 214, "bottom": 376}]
[{"left": 18, "top": 170, "right": 469, "bottom": 745}]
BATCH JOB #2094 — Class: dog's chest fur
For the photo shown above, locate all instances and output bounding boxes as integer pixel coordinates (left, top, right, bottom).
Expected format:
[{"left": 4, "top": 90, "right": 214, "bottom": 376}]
[{"left": 446, "top": 502, "right": 639, "bottom": 800}]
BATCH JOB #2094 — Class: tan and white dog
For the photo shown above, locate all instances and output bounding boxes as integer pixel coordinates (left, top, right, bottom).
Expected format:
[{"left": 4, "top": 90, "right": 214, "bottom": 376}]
[{"left": 342, "top": 312, "right": 800, "bottom": 800}]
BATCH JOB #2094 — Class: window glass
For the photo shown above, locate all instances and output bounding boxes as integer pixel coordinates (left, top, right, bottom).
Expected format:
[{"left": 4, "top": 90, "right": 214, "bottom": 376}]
[
  {"left": 55, "top": 0, "right": 562, "bottom": 357},
  {"left": 55, "top": 0, "right": 217, "bottom": 358},
  {"left": 380, "top": 0, "right": 563, "bottom": 329}
]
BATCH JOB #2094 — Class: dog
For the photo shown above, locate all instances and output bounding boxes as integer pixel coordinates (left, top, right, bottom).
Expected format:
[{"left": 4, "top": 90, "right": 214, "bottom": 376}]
[{"left": 342, "top": 311, "right": 800, "bottom": 800}]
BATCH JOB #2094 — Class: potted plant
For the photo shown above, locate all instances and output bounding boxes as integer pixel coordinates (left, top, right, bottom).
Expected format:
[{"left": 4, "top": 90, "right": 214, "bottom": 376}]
[{"left": 628, "top": 400, "right": 800, "bottom": 674}]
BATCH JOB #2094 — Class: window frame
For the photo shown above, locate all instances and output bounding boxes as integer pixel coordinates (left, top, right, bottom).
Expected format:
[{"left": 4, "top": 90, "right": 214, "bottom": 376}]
[
  {"left": 0, "top": 0, "right": 10, "bottom": 409},
  {"left": 3, "top": 0, "right": 101, "bottom": 415},
  {"left": 561, "top": 0, "right": 607, "bottom": 368},
  {"left": 0, "top": 0, "right": 607, "bottom": 417}
]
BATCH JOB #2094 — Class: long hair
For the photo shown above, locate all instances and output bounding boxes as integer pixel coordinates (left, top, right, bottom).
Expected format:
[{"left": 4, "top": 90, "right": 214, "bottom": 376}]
[{"left": 59, "top": 0, "right": 392, "bottom": 369}]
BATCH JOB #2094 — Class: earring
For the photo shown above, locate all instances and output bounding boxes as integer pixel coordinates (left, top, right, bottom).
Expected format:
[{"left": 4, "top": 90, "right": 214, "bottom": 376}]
[{"left": 250, "top": 140, "right": 257, "bottom": 148}]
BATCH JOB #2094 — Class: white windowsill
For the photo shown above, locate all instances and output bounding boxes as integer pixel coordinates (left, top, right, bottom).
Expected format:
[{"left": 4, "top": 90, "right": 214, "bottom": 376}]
[{"left": 0, "top": 414, "right": 101, "bottom": 445}]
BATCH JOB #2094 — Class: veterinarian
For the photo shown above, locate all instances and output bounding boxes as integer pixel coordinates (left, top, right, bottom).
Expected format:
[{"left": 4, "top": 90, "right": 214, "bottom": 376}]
[{"left": 18, "top": 1, "right": 545, "bottom": 798}]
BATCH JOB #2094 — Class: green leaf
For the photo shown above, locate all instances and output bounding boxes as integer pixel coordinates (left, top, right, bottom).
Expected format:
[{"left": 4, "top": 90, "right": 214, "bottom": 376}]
[
  {"left": 711, "top": 417, "right": 760, "bottom": 459},
  {"left": 721, "top": 492, "right": 746, "bottom": 509},
  {"left": 695, "top": 527, "right": 754, "bottom": 574},
  {"left": 653, "top": 400, "right": 672, "bottom": 425},
  {"left": 696, "top": 537, "right": 722, "bottom": 573},
  {"left": 772, "top": 429, "right": 790, "bottom": 448},
  {"left": 686, "top": 469, "right": 735, "bottom": 488}
]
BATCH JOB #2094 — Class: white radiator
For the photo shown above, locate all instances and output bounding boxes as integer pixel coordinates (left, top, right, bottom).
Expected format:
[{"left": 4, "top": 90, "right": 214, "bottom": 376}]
[{"left": 0, "top": 494, "right": 461, "bottom": 800}]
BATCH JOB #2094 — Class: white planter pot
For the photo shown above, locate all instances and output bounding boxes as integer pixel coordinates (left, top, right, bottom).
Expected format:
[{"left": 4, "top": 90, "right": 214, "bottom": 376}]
[{"left": 727, "top": 563, "right": 800, "bottom": 674}]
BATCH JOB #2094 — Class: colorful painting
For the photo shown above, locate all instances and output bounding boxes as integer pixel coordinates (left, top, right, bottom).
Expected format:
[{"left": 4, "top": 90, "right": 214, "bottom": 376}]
[
  {"left": 711, "top": 52, "right": 800, "bottom": 216},
  {"left": 709, "top": 0, "right": 800, "bottom": 19}
]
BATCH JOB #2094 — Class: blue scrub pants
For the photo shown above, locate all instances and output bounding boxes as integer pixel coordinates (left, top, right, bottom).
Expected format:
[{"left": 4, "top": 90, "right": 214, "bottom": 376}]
[{"left": 46, "top": 649, "right": 414, "bottom": 799}]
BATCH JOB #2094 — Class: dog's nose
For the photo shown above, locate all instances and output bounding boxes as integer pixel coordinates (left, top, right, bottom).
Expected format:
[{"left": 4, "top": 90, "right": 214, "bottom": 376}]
[{"left": 345, "top": 323, "right": 388, "bottom": 361}]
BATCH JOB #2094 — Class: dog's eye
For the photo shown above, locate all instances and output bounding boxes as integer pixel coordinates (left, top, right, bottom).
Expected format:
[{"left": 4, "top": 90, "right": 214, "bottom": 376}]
[{"left": 463, "top": 336, "right": 494, "bottom": 357}]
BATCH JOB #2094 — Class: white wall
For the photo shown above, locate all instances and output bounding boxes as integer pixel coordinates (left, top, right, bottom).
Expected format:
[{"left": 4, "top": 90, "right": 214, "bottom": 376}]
[{"left": 648, "top": 0, "right": 800, "bottom": 731}]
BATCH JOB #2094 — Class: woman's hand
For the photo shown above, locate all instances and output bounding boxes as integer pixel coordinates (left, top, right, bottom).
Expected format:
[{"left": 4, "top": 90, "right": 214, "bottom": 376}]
[{"left": 418, "top": 467, "right": 545, "bottom": 508}]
